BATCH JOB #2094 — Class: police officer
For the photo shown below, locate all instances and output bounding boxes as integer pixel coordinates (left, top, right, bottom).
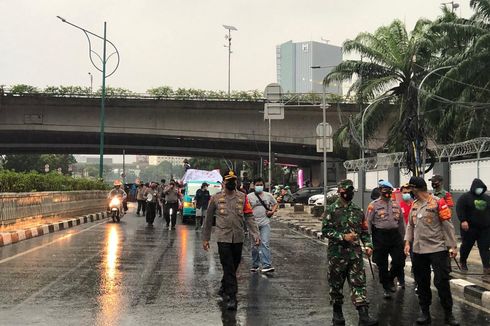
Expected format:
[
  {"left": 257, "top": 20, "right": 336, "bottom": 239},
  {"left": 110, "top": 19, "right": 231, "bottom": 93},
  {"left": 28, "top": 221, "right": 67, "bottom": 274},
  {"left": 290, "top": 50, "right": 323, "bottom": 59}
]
[
  {"left": 366, "top": 180, "right": 405, "bottom": 299},
  {"left": 322, "top": 180, "right": 378, "bottom": 326},
  {"left": 404, "top": 176, "right": 459, "bottom": 326},
  {"left": 429, "top": 175, "right": 455, "bottom": 208},
  {"left": 202, "top": 171, "right": 260, "bottom": 311}
]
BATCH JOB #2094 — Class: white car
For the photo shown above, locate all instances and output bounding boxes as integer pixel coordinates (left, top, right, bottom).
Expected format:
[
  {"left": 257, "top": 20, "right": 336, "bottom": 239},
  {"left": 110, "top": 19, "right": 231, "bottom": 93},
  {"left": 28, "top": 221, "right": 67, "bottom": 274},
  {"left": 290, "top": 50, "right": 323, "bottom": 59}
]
[
  {"left": 315, "top": 188, "right": 339, "bottom": 206},
  {"left": 308, "top": 194, "right": 324, "bottom": 205},
  {"left": 308, "top": 188, "right": 338, "bottom": 206}
]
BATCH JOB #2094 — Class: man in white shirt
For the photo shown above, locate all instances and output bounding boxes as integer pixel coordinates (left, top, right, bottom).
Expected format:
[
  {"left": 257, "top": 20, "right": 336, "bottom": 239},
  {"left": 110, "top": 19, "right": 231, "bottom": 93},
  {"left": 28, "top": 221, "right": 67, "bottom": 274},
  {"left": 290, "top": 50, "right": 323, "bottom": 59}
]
[{"left": 247, "top": 177, "right": 278, "bottom": 273}]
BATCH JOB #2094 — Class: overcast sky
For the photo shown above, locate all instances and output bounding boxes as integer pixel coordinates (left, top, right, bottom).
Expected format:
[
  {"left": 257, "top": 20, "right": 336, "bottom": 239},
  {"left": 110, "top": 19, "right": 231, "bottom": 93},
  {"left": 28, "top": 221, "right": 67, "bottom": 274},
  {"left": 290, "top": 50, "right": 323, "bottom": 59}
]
[{"left": 1, "top": 0, "right": 472, "bottom": 94}]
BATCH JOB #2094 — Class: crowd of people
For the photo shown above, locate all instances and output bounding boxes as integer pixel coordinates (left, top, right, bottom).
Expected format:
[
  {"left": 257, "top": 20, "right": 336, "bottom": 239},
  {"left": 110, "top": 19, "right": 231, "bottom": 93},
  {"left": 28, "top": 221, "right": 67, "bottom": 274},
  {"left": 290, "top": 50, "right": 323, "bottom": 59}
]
[{"left": 105, "top": 168, "right": 490, "bottom": 323}]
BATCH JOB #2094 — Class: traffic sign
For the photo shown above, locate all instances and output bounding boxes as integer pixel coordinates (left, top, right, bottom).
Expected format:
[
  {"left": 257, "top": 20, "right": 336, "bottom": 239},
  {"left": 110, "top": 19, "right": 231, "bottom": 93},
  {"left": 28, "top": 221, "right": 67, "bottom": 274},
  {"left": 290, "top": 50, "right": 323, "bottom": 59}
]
[
  {"left": 316, "top": 137, "right": 333, "bottom": 152},
  {"left": 264, "top": 83, "right": 282, "bottom": 102},
  {"left": 264, "top": 103, "right": 284, "bottom": 120},
  {"left": 316, "top": 122, "right": 333, "bottom": 137}
]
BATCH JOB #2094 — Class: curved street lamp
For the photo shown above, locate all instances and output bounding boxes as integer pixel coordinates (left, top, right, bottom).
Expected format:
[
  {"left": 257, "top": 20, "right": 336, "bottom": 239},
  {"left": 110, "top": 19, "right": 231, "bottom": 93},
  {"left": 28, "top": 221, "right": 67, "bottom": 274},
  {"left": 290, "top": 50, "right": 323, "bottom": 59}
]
[{"left": 57, "top": 16, "right": 120, "bottom": 179}]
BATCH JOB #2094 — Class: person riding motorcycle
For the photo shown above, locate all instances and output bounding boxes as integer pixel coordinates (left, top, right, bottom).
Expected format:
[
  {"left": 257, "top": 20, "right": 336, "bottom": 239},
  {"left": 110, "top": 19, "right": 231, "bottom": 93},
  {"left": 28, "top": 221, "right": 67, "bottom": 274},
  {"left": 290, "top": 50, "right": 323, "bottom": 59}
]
[{"left": 108, "top": 180, "right": 127, "bottom": 215}]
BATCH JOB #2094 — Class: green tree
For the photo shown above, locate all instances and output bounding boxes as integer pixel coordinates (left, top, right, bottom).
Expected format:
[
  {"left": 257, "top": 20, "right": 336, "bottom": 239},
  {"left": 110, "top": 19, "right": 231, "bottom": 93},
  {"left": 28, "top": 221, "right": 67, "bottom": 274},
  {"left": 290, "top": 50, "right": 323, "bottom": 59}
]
[
  {"left": 2, "top": 154, "right": 76, "bottom": 173},
  {"left": 325, "top": 19, "right": 435, "bottom": 151}
]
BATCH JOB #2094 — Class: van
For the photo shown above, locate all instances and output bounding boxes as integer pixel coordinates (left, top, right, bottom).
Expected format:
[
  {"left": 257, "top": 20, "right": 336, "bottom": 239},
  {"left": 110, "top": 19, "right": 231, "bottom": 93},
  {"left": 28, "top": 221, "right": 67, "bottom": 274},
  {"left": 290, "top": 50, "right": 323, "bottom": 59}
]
[{"left": 182, "top": 181, "right": 222, "bottom": 223}]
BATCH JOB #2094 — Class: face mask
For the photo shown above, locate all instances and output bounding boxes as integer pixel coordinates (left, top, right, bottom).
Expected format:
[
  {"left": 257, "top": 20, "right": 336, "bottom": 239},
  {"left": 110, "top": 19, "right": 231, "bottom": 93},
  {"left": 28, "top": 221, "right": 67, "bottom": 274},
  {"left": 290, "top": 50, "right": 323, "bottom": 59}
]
[
  {"left": 475, "top": 188, "right": 484, "bottom": 196},
  {"left": 381, "top": 191, "right": 392, "bottom": 199},
  {"left": 341, "top": 189, "right": 354, "bottom": 202},
  {"left": 402, "top": 193, "right": 412, "bottom": 201},
  {"left": 431, "top": 183, "right": 440, "bottom": 189},
  {"left": 225, "top": 181, "right": 236, "bottom": 191},
  {"left": 255, "top": 186, "right": 264, "bottom": 193}
]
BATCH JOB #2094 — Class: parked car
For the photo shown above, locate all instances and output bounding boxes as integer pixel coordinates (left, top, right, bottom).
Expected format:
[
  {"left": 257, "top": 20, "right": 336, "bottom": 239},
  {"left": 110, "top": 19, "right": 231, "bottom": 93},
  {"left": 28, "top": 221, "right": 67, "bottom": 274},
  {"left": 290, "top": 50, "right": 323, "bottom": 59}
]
[
  {"left": 292, "top": 187, "right": 324, "bottom": 204},
  {"left": 308, "top": 188, "right": 338, "bottom": 205},
  {"left": 314, "top": 189, "right": 339, "bottom": 207}
]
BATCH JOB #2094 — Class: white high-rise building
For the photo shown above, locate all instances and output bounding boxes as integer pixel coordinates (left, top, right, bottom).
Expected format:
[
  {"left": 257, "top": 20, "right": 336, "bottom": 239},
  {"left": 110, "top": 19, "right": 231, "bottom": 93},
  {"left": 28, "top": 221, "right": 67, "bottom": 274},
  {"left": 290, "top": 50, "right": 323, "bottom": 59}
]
[
  {"left": 276, "top": 40, "right": 342, "bottom": 94},
  {"left": 148, "top": 156, "right": 190, "bottom": 166}
]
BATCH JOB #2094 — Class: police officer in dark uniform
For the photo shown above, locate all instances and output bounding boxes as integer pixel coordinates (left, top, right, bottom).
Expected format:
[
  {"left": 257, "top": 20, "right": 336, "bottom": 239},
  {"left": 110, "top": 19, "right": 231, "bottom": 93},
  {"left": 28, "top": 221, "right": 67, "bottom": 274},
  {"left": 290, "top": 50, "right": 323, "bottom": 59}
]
[{"left": 366, "top": 180, "right": 405, "bottom": 299}]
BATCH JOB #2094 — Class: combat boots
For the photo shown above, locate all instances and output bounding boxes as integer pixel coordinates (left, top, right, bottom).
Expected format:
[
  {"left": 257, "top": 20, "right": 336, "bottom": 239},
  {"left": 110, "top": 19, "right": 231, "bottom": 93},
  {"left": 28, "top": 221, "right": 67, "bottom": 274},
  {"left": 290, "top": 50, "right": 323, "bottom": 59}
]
[
  {"left": 357, "top": 305, "right": 378, "bottom": 326},
  {"left": 332, "top": 303, "right": 345, "bottom": 325},
  {"left": 444, "top": 310, "right": 460, "bottom": 326},
  {"left": 416, "top": 306, "right": 431, "bottom": 324}
]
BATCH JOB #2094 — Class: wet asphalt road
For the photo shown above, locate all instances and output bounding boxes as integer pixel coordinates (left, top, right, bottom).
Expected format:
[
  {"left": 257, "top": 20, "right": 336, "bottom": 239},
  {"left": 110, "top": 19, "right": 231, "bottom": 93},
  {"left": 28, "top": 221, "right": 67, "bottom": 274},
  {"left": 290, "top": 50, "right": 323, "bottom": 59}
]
[{"left": 0, "top": 208, "right": 489, "bottom": 326}]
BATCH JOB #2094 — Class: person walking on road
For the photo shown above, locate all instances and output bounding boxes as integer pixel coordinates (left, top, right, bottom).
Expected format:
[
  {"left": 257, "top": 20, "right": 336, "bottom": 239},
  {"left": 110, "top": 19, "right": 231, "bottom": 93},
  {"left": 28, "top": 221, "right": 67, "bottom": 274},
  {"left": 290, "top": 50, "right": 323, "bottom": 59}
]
[
  {"left": 157, "top": 179, "right": 166, "bottom": 218},
  {"left": 164, "top": 180, "right": 180, "bottom": 230},
  {"left": 194, "top": 182, "right": 211, "bottom": 230},
  {"left": 430, "top": 175, "right": 455, "bottom": 208},
  {"left": 322, "top": 179, "right": 378, "bottom": 326},
  {"left": 456, "top": 178, "right": 490, "bottom": 274},
  {"left": 136, "top": 183, "right": 147, "bottom": 216},
  {"left": 399, "top": 183, "right": 414, "bottom": 287},
  {"left": 144, "top": 182, "right": 160, "bottom": 227},
  {"left": 202, "top": 171, "right": 260, "bottom": 311},
  {"left": 404, "top": 176, "right": 459, "bottom": 326},
  {"left": 247, "top": 177, "right": 278, "bottom": 273},
  {"left": 366, "top": 180, "right": 405, "bottom": 299}
]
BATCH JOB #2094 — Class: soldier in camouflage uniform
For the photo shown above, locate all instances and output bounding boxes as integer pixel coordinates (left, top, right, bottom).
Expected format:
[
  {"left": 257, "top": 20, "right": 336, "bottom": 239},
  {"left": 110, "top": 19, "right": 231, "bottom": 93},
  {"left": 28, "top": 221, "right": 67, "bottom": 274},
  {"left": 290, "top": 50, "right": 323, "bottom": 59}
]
[{"left": 322, "top": 180, "right": 378, "bottom": 326}]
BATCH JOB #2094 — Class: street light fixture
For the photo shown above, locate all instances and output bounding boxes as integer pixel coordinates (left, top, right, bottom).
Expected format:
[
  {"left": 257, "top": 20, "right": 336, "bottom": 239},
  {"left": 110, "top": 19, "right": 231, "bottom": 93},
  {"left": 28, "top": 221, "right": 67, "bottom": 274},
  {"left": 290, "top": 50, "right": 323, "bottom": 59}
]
[
  {"left": 88, "top": 72, "right": 93, "bottom": 94},
  {"left": 442, "top": 1, "right": 459, "bottom": 13},
  {"left": 223, "top": 25, "right": 237, "bottom": 99},
  {"left": 57, "top": 16, "right": 120, "bottom": 179}
]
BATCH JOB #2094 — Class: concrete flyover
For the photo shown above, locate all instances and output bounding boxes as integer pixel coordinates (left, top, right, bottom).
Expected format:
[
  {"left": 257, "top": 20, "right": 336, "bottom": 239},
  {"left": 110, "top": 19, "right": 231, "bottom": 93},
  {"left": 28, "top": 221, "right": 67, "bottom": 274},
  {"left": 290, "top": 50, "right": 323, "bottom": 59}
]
[{"left": 0, "top": 93, "right": 391, "bottom": 166}]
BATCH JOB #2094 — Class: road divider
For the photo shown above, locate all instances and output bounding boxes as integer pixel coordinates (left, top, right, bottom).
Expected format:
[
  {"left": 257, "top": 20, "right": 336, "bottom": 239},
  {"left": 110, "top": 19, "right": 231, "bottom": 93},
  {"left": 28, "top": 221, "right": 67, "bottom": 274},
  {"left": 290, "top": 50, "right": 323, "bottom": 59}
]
[{"left": 0, "top": 211, "right": 108, "bottom": 247}]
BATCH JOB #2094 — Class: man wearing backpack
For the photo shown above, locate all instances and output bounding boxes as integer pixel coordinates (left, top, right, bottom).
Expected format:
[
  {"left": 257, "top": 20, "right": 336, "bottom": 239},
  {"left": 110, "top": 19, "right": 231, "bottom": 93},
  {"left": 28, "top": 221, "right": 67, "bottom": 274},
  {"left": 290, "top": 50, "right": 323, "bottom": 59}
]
[{"left": 247, "top": 177, "right": 278, "bottom": 273}]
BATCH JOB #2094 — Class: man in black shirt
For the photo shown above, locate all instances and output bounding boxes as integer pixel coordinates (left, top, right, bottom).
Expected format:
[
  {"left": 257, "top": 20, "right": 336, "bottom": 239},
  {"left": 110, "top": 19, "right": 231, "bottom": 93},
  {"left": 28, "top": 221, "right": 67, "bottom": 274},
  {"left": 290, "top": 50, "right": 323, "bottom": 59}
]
[{"left": 194, "top": 182, "right": 211, "bottom": 230}]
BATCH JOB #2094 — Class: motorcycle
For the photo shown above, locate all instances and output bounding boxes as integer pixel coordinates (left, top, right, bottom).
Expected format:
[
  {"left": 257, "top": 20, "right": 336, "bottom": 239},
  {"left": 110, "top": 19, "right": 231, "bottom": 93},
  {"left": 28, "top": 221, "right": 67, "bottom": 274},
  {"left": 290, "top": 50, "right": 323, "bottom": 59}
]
[{"left": 109, "top": 195, "right": 123, "bottom": 222}]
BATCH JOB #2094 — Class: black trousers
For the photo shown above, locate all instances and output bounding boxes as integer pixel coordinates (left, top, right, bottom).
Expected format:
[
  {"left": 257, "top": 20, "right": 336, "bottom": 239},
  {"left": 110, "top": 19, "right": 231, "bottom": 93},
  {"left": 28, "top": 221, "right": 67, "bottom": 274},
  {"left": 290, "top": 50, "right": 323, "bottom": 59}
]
[
  {"left": 413, "top": 250, "right": 453, "bottom": 311},
  {"left": 165, "top": 202, "right": 179, "bottom": 227},
  {"left": 137, "top": 200, "right": 146, "bottom": 214},
  {"left": 146, "top": 202, "right": 157, "bottom": 224},
  {"left": 460, "top": 227, "right": 490, "bottom": 268},
  {"left": 218, "top": 242, "right": 243, "bottom": 297},
  {"left": 372, "top": 228, "right": 405, "bottom": 289}
]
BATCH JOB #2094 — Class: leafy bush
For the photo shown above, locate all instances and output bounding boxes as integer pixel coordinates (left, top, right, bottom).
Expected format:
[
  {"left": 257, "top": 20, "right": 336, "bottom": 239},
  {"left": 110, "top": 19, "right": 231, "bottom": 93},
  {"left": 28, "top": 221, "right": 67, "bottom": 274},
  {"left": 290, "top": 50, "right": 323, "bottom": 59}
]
[{"left": 0, "top": 170, "right": 109, "bottom": 192}]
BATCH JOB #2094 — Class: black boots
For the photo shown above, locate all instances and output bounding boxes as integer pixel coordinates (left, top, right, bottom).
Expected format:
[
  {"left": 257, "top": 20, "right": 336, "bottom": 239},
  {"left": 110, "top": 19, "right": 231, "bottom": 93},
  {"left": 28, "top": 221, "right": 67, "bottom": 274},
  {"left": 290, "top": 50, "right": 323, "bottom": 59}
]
[
  {"left": 416, "top": 306, "right": 431, "bottom": 325},
  {"left": 444, "top": 311, "right": 460, "bottom": 326},
  {"left": 226, "top": 296, "right": 237, "bottom": 310},
  {"left": 357, "top": 306, "right": 378, "bottom": 326},
  {"left": 332, "top": 303, "right": 345, "bottom": 325}
]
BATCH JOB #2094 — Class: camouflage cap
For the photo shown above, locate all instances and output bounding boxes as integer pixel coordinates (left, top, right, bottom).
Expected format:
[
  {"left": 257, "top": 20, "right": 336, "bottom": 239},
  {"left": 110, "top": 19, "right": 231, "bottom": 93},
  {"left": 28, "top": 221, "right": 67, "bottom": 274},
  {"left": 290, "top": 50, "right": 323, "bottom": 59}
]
[{"left": 338, "top": 179, "right": 354, "bottom": 190}]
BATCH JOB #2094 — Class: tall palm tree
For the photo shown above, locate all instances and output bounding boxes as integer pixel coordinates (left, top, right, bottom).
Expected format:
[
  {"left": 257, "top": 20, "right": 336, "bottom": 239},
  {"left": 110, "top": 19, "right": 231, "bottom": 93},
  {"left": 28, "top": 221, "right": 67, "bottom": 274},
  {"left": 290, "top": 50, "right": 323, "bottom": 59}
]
[{"left": 423, "top": 1, "right": 490, "bottom": 143}]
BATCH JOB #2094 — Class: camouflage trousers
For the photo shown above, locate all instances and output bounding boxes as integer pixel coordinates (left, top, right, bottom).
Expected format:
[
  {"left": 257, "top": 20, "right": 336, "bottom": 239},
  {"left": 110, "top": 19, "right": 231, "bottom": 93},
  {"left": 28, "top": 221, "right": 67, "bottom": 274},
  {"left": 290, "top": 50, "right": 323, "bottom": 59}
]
[{"left": 328, "top": 248, "right": 368, "bottom": 307}]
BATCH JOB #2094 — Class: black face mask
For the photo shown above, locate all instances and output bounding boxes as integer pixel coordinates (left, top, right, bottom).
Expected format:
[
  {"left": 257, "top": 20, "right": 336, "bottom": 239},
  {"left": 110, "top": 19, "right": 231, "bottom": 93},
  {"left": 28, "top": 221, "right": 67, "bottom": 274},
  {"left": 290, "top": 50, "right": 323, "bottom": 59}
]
[
  {"left": 225, "top": 181, "right": 236, "bottom": 191},
  {"left": 431, "top": 183, "right": 440, "bottom": 189},
  {"left": 410, "top": 191, "right": 416, "bottom": 199},
  {"left": 381, "top": 191, "right": 392, "bottom": 199},
  {"left": 341, "top": 189, "right": 354, "bottom": 202}
]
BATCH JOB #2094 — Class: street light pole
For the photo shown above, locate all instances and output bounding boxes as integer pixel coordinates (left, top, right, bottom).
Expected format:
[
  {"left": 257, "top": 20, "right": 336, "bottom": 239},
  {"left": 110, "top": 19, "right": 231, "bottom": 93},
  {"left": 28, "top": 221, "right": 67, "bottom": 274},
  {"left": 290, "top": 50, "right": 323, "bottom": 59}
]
[
  {"left": 322, "top": 83, "right": 328, "bottom": 213},
  {"left": 223, "top": 25, "right": 237, "bottom": 99},
  {"left": 269, "top": 118, "right": 272, "bottom": 192},
  {"left": 417, "top": 65, "right": 453, "bottom": 177},
  {"left": 88, "top": 72, "right": 93, "bottom": 94},
  {"left": 57, "top": 16, "right": 120, "bottom": 179}
]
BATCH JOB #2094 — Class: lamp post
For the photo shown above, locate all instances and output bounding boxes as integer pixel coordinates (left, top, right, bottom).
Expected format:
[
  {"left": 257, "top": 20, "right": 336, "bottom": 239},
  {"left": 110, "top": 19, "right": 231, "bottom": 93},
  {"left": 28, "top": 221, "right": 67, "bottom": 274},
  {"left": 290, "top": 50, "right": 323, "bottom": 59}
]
[
  {"left": 88, "top": 72, "right": 93, "bottom": 94},
  {"left": 417, "top": 65, "right": 453, "bottom": 177},
  {"left": 360, "top": 94, "right": 393, "bottom": 209},
  {"left": 313, "top": 65, "right": 338, "bottom": 213},
  {"left": 223, "top": 25, "right": 237, "bottom": 99},
  {"left": 442, "top": 1, "right": 459, "bottom": 13},
  {"left": 57, "top": 16, "right": 120, "bottom": 179}
]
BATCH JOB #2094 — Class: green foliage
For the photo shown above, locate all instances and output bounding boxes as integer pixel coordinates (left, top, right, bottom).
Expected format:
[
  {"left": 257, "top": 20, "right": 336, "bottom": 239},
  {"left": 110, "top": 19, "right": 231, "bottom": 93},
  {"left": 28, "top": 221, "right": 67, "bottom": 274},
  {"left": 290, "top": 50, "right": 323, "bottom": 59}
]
[
  {"left": 99, "top": 86, "right": 135, "bottom": 97},
  {"left": 2, "top": 154, "right": 76, "bottom": 174},
  {"left": 147, "top": 86, "right": 263, "bottom": 100},
  {"left": 10, "top": 84, "right": 39, "bottom": 94},
  {"left": 138, "top": 161, "right": 184, "bottom": 183},
  {"left": 0, "top": 170, "right": 108, "bottom": 192},
  {"left": 43, "top": 86, "right": 91, "bottom": 96}
]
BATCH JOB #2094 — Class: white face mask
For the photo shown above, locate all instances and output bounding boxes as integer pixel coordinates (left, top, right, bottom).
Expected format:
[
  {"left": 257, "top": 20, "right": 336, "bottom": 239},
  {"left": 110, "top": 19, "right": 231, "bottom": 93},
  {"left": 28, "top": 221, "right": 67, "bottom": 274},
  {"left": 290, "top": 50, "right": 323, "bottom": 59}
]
[{"left": 475, "top": 188, "right": 484, "bottom": 195}]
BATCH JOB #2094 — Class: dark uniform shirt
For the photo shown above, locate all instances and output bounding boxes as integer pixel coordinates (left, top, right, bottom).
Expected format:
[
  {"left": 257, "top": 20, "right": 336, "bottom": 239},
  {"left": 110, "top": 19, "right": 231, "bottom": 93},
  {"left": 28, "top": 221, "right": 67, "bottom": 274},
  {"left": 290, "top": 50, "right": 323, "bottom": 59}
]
[{"left": 366, "top": 198, "right": 405, "bottom": 237}]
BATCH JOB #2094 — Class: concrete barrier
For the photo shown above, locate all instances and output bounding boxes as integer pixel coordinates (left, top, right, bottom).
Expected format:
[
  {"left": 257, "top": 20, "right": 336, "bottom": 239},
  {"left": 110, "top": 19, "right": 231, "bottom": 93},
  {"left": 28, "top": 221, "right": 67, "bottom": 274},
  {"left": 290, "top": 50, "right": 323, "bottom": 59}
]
[{"left": 0, "top": 191, "right": 107, "bottom": 226}]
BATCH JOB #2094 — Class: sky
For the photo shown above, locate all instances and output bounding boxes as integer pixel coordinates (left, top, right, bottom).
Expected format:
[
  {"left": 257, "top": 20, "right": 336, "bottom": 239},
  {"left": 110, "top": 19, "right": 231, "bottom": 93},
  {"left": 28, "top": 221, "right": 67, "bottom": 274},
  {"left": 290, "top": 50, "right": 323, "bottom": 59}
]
[
  {"left": 1, "top": 0, "right": 472, "bottom": 163},
  {"left": 1, "top": 0, "right": 472, "bottom": 94}
]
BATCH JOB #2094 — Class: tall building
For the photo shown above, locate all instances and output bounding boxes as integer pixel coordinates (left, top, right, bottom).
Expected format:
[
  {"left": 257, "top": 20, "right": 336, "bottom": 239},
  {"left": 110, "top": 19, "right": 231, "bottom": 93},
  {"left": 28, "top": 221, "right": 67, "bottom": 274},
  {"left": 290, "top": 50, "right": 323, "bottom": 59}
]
[
  {"left": 276, "top": 40, "right": 342, "bottom": 94},
  {"left": 148, "top": 156, "right": 190, "bottom": 166}
]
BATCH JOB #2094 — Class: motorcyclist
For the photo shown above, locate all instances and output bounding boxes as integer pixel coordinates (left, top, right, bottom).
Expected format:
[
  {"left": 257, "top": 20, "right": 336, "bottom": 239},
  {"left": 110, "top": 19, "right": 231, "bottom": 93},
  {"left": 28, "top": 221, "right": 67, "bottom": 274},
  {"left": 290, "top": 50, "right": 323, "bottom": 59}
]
[{"left": 108, "top": 180, "right": 127, "bottom": 215}]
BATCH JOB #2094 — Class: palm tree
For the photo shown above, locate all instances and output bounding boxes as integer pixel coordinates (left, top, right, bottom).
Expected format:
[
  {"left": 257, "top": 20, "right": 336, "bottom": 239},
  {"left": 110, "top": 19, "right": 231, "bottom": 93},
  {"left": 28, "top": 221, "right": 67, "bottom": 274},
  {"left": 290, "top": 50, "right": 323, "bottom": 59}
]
[
  {"left": 423, "top": 1, "right": 490, "bottom": 143},
  {"left": 325, "top": 19, "right": 435, "bottom": 153}
]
